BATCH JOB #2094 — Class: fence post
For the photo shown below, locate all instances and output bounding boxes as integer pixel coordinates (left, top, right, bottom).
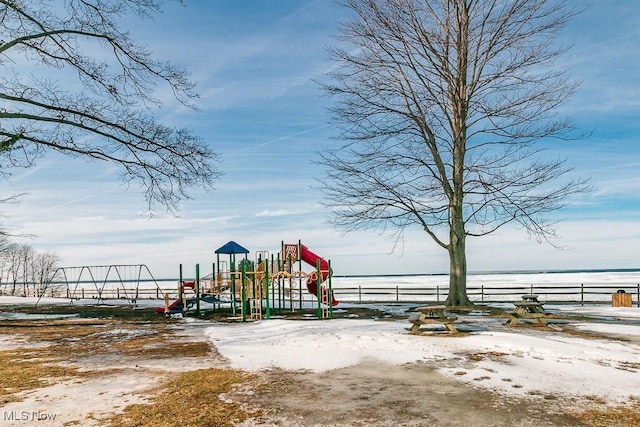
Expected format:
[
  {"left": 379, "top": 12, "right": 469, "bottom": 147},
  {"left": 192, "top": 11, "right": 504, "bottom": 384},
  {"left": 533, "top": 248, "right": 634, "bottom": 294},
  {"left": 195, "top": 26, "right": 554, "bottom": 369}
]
[
  {"left": 637, "top": 284, "right": 639, "bottom": 308},
  {"left": 436, "top": 286, "right": 440, "bottom": 303},
  {"left": 359, "top": 285, "right": 362, "bottom": 302},
  {"left": 530, "top": 284, "right": 533, "bottom": 295},
  {"left": 481, "top": 284, "right": 484, "bottom": 303},
  {"left": 396, "top": 285, "right": 399, "bottom": 302},
  {"left": 581, "top": 283, "right": 584, "bottom": 306}
]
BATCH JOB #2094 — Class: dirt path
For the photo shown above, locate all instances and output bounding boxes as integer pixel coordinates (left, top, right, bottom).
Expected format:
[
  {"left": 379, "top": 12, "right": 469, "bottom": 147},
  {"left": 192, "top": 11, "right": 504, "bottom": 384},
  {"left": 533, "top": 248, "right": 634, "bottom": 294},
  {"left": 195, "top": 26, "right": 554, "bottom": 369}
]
[{"left": 232, "top": 361, "right": 587, "bottom": 427}]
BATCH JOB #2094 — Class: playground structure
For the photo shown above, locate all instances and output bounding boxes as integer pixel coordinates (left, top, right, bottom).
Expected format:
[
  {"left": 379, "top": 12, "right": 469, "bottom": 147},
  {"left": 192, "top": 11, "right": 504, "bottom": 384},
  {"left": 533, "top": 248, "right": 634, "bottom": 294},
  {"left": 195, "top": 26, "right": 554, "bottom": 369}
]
[{"left": 158, "top": 240, "right": 338, "bottom": 320}]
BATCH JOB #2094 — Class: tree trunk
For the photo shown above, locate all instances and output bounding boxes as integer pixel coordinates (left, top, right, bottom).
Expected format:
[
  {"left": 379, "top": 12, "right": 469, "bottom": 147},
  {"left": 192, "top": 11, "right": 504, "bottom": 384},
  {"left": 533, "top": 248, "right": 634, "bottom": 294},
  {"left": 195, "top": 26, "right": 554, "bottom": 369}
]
[
  {"left": 446, "top": 202, "right": 473, "bottom": 307},
  {"left": 446, "top": 234, "right": 472, "bottom": 307},
  {"left": 444, "top": 1, "right": 472, "bottom": 308}
]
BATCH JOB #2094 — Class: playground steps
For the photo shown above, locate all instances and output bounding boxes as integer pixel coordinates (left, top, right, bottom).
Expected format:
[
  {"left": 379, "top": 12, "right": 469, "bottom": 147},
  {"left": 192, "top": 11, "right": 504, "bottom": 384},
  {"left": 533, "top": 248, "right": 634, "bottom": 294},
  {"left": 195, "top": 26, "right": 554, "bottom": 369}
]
[
  {"left": 248, "top": 298, "right": 262, "bottom": 320},
  {"left": 319, "top": 287, "right": 330, "bottom": 318}
]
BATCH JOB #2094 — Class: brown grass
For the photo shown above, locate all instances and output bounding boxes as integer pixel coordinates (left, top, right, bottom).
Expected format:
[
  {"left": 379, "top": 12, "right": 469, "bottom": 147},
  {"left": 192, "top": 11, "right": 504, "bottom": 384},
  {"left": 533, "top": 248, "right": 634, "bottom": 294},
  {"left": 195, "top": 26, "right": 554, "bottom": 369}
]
[
  {"left": 0, "top": 319, "right": 210, "bottom": 360},
  {"left": 0, "top": 316, "right": 210, "bottom": 405},
  {"left": 0, "top": 350, "right": 80, "bottom": 404},
  {"left": 1, "top": 309, "right": 258, "bottom": 425},
  {"left": 114, "top": 337, "right": 212, "bottom": 358},
  {"left": 108, "top": 368, "right": 260, "bottom": 427},
  {"left": 466, "top": 351, "right": 510, "bottom": 362},
  {"left": 574, "top": 399, "right": 640, "bottom": 427}
]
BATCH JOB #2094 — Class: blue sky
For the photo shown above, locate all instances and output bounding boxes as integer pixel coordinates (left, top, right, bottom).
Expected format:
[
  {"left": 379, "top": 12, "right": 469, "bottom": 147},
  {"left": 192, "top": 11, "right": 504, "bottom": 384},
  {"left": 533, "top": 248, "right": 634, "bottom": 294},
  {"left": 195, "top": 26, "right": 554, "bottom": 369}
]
[{"left": 3, "top": 0, "right": 640, "bottom": 278}]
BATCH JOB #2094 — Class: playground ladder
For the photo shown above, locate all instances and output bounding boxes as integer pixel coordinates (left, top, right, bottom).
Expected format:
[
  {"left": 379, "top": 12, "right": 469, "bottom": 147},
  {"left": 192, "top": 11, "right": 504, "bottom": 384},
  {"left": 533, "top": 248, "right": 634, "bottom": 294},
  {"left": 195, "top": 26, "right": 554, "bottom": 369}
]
[
  {"left": 320, "top": 286, "right": 330, "bottom": 319},
  {"left": 249, "top": 298, "right": 262, "bottom": 320}
]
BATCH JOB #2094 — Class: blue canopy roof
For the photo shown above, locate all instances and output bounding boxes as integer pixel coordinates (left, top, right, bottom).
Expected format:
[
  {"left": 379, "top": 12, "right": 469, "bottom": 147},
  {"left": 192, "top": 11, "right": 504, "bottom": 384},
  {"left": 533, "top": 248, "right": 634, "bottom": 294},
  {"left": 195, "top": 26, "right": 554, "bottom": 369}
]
[{"left": 215, "top": 241, "right": 249, "bottom": 255}]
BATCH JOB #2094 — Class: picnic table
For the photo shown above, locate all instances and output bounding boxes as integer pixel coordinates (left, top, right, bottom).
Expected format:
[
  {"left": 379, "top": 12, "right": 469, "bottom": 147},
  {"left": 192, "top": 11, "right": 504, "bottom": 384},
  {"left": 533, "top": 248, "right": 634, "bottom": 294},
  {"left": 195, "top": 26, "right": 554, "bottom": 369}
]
[
  {"left": 408, "top": 305, "right": 459, "bottom": 335},
  {"left": 520, "top": 294, "right": 540, "bottom": 303},
  {"left": 506, "top": 294, "right": 547, "bottom": 326}
]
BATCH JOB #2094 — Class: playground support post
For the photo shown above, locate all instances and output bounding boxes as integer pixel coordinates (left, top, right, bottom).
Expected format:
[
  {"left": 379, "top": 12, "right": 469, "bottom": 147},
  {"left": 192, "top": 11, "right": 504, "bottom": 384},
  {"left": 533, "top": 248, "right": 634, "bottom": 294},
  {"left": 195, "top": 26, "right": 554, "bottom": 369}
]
[
  {"left": 179, "top": 264, "right": 185, "bottom": 311},
  {"left": 241, "top": 262, "right": 247, "bottom": 322},
  {"left": 210, "top": 262, "right": 220, "bottom": 308},
  {"left": 215, "top": 253, "right": 223, "bottom": 311},
  {"left": 316, "top": 260, "right": 322, "bottom": 319},
  {"left": 298, "top": 240, "right": 303, "bottom": 310},
  {"left": 328, "top": 260, "right": 333, "bottom": 317},
  {"left": 212, "top": 262, "right": 220, "bottom": 310},
  {"left": 231, "top": 259, "right": 237, "bottom": 316},
  {"left": 272, "top": 254, "right": 279, "bottom": 315},
  {"left": 195, "top": 263, "right": 201, "bottom": 317},
  {"left": 134, "top": 265, "right": 141, "bottom": 305},
  {"left": 265, "top": 261, "right": 270, "bottom": 319}
]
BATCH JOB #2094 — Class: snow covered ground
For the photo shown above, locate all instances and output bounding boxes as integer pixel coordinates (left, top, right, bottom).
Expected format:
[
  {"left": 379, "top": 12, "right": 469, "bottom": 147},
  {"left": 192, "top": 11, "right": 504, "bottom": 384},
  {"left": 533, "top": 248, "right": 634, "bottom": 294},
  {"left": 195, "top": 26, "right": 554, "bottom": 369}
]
[
  {"left": 2, "top": 296, "right": 639, "bottom": 406},
  {"left": 203, "top": 304, "right": 640, "bottom": 403}
]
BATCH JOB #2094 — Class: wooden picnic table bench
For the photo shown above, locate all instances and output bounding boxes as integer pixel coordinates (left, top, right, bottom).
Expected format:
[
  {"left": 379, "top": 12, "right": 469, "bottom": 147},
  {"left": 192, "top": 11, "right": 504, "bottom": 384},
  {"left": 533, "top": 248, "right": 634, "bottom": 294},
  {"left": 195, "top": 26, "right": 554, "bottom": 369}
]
[
  {"left": 506, "top": 296, "right": 547, "bottom": 326},
  {"left": 408, "top": 305, "right": 459, "bottom": 335}
]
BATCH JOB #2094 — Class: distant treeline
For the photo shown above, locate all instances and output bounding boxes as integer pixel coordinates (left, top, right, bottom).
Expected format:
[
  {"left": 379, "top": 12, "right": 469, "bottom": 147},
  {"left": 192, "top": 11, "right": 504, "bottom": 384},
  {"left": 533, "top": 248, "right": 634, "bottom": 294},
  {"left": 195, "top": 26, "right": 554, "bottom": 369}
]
[{"left": 0, "top": 237, "right": 60, "bottom": 296}]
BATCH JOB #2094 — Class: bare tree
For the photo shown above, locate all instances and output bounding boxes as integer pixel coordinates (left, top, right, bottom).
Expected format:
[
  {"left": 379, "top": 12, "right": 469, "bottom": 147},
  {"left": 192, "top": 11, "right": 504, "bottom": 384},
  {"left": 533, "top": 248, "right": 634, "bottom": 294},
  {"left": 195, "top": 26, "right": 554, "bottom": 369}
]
[
  {"left": 31, "top": 251, "right": 61, "bottom": 296},
  {"left": 0, "top": 235, "right": 10, "bottom": 293},
  {"left": 4, "top": 243, "right": 23, "bottom": 295},
  {"left": 2, "top": 242, "right": 29, "bottom": 295},
  {"left": 0, "top": 241, "right": 61, "bottom": 296},
  {"left": 319, "top": 0, "right": 589, "bottom": 306},
  {"left": 19, "top": 243, "right": 34, "bottom": 295},
  {"left": 0, "top": 0, "right": 221, "bottom": 212}
]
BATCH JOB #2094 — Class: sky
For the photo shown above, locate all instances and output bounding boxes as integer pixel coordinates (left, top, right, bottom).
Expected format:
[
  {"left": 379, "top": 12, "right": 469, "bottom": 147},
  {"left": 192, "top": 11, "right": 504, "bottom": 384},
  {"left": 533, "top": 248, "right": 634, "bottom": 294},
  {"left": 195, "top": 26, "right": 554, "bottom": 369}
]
[{"left": 2, "top": 0, "right": 640, "bottom": 279}]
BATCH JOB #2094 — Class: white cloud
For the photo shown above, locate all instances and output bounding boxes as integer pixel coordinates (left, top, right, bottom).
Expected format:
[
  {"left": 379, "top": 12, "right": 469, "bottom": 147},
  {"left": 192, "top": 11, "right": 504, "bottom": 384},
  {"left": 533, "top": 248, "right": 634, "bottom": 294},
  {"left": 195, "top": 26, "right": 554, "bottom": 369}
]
[
  {"left": 592, "top": 177, "right": 640, "bottom": 198},
  {"left": 254, "top": 208, "right": 307, "bottom": 217}
]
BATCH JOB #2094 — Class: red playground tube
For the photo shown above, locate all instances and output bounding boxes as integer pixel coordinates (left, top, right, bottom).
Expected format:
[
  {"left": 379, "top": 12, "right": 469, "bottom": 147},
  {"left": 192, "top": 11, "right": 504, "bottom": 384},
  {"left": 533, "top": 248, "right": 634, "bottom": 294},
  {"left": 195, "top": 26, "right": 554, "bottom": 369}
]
[{"left": 299, "top": 244, "right": 339, "bottom": 306}]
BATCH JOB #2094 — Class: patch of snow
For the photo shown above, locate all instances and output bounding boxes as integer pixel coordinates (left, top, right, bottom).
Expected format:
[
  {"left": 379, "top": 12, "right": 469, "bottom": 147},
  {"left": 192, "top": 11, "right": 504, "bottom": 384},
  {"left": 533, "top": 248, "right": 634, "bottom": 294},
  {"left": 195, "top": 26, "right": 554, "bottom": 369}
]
[{"left": 204, "top": 315, "right": 640, "bottom": 403}]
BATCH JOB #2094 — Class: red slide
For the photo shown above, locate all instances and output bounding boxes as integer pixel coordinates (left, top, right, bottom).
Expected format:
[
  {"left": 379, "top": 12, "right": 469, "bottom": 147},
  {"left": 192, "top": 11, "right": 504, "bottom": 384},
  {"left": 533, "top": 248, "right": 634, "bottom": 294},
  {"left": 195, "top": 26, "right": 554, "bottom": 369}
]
[
  {"left": 300, "top": 244, "right": 339, "bottom": 306},
  {"left": 155, "top": 281, "right": 195, "bottom": 313},
  {"left": 155, "top": 298, "right": 181, "bottom": 313}
]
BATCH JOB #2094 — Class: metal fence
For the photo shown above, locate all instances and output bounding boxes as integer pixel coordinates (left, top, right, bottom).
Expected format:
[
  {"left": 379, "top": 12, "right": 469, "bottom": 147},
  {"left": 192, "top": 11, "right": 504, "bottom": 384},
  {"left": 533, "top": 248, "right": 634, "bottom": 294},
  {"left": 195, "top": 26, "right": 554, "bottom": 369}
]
[
  {"left": 333, "top": 283, "right": 640, "bottom": 306},
  {"left": 1, "top": 279, "right": 638, "bottom": 307}
]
